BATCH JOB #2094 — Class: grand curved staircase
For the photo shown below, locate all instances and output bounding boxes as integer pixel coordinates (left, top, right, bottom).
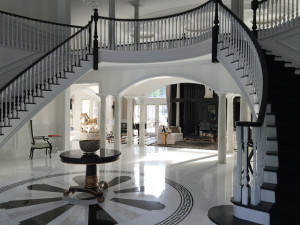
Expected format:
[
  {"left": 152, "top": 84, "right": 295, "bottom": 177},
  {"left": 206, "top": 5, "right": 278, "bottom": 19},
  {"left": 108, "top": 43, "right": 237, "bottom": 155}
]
[{"left": 0, "top": 0, "right": 300, "bottom": 224}]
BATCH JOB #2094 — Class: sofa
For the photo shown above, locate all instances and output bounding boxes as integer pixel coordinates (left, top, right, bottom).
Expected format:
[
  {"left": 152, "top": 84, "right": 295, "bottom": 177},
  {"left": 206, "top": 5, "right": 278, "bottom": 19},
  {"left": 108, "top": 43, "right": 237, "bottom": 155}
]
[{"left": 157, "top": 126, "right": 183, "bottom": 144}]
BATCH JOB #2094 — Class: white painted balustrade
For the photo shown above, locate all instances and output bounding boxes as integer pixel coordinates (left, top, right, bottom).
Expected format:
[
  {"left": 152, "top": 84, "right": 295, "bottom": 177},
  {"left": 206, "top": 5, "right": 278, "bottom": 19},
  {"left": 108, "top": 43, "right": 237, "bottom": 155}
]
[
  {"left": 94, "top": 1, "right": 214, "bottom": 51},
  {"left": 0, "top": 24, "right": 91, "bottom": 129},
  {"left": 257, "top": 0, "right": 300, "bottom": 38},
  {"left": 218, "top": 3, "right": 264, "bottom": 117},
  {"left": 0, "top": 10, "right": 83, "bottom": 51},
  {"left": 234, "top": 121, "right": 267, "bottom": 206}
]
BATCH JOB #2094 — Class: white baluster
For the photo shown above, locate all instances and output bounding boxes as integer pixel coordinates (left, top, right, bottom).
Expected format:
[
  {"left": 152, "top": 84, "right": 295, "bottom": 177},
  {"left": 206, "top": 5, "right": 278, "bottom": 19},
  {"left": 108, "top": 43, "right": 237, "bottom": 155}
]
[{"left": 242, "top": 126, "right": 249, "bottom": 205}]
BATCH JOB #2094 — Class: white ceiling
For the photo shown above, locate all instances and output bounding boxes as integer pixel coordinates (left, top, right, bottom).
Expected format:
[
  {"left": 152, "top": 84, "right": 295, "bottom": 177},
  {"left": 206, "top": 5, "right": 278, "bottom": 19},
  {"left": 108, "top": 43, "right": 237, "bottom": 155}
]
[{"left": 71, "top": 0, "right": 252, "bottom": 26}]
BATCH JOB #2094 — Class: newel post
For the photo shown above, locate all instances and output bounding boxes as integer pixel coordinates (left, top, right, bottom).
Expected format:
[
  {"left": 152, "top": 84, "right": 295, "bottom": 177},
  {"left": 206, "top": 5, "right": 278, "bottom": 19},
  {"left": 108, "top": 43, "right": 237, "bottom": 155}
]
[
  {"left": 212, "top": 0, "right": 220, "bottom": 63},
  {"left": 251, "top": 0, "right": 259, "bottom": 38},
  {"left": 93, "top": 9, "right": 99, "bottom": 70}
]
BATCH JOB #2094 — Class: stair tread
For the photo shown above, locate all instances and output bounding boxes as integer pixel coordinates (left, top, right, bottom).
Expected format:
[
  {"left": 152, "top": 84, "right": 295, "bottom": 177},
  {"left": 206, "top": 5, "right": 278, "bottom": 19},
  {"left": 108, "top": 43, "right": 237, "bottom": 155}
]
[
  {"left": 261, "top": 182, "right": 277, "bottom": 191},
  {"left": 265, "top": 166, "right": 278, "bottom": 172},
  {"left": 266, "top": 151, "right": 278, "bottom": 156},
  {"left": 208, "top": 205, "right": 261, "bottom": 225}
]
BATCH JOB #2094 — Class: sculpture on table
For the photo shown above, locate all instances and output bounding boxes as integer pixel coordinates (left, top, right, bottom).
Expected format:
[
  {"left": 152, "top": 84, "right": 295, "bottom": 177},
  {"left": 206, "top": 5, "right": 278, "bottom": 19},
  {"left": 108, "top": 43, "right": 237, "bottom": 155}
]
[{"left": 80, "top": 113, "right": 97, "bottom": 125}]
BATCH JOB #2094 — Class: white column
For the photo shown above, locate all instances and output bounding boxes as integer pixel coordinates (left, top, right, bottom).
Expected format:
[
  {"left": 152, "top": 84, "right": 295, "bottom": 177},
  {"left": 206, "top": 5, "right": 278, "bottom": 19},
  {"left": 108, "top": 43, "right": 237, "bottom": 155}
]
[
  {"left": 100, "top": 95, "right": 107, "bottom": 149},
  {"left": 240, "top": 97, "right": 251, "bottom": 121},
  {"left": 226, "top": 94, "right": 235, "bottom": 153},
  {"left": 126, "top": 97, "right": 134, "bottom": 147},
  {"left": 114, "top": 95, "right": 122, "bottom": 150},
  {"left": 176, "top": 84, "right": 180, "bottom": 126},
  {"left": 218, "top": 93, "right": 227, "bottom": 164},
  {"left": 139, "top": 97, "right": 146, "bottom": 146}
]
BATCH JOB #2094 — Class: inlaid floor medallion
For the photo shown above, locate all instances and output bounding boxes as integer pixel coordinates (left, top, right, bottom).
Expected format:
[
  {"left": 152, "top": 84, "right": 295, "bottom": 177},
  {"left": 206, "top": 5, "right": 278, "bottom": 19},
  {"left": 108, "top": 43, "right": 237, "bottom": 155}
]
[{"left": 0, "top": 170, "right": 193, "bottom": 225}]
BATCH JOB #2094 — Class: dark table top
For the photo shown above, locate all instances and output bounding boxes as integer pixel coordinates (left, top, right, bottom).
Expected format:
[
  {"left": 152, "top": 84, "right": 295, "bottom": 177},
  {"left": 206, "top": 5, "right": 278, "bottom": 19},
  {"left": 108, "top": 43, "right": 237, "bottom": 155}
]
[{"left": 60, "top": 149, "right": 121, "bottom": 165}]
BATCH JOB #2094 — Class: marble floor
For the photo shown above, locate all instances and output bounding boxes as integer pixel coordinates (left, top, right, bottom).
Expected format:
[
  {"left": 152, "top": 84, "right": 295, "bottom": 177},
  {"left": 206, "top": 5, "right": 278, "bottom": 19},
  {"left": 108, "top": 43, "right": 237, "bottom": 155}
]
[{"left": 0, "top": 144, "right": 235, "bottom": 225}]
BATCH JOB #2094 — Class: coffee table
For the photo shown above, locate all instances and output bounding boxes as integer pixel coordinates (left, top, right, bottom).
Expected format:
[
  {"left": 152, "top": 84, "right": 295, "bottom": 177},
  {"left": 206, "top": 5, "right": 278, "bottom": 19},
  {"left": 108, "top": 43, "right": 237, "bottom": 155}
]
[{"left": 60, "top": 149, "right": 121, "bottom": 203}]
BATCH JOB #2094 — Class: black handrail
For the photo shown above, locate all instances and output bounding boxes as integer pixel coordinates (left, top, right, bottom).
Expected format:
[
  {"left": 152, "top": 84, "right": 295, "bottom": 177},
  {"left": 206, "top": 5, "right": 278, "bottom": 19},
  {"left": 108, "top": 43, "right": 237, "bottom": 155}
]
[
  {"left": 0, "top": 10, "right": 83, "bottom": 28},
  {"left": 218, "top": 1, "right": 268, "bottom": 123},
  {"left": 94, "top": 0, "right": 213, "bottom": 22},
  {"left": 0, "top": 22, "right": 92, "bottom": 94}
]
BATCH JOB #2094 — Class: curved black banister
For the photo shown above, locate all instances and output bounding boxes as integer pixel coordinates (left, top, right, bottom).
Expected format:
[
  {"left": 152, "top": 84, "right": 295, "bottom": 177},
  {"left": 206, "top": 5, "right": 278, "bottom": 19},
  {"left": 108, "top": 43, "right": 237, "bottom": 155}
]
[
  {"left": 0, "top": 10, "right": 83, "bottom": 28},
  {"left": 0, "top": 22, "right": 92, "bottom": 94},
  {"left": 218, "top": 0, "right": 268, "bottom": 123}
]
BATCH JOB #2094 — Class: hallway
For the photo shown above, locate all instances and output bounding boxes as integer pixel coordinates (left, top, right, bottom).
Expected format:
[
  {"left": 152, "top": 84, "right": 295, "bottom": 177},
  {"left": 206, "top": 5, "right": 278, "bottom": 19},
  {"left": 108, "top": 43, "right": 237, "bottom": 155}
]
[{"left": 0, "top": 145, "right": 234, "bottom": 225}]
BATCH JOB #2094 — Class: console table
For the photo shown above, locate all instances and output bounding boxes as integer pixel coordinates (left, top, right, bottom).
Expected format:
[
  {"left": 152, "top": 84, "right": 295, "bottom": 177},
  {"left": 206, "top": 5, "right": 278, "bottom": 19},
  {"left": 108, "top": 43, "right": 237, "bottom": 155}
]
[{"left": 60, "top": 149, "right": 121, "bottom": 203}]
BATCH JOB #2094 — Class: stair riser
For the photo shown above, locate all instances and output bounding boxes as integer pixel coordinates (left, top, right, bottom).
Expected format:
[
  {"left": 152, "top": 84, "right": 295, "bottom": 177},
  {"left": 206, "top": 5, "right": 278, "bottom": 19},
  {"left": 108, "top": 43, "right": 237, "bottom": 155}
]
[
  {"left": 261, "top": 189, "right": 275, "bottom": 203},
  {"left": 233, "top": 205, "right": 270, "bottom": 225},
  {"left": 265, "top": 154, "right": 279, "bottom": 169},
  {"left": 266, "top": 141, "right": 278, "bottom": 152},
  {"left": 266, "top": 114, "right": 275, "bottom": 126},
  {"left": 264, "top": 170, "right": 277, "bottom": 184},
  {"left": 266, "top": 127, "right": 277, "bottom": 139}
]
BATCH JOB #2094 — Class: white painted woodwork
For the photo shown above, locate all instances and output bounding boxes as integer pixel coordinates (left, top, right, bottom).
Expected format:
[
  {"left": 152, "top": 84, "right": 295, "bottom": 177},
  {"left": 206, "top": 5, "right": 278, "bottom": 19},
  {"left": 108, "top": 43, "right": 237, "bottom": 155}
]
[
  {"left": 264, "top": 170, "right": 278, "bottom": 184},
  {"left": 233, "top": 205, "right": 270, "bottom": 225},
  {"left": 266, "top": 140, "right": 278, "bottom": 152},
  {"left": 265, "top": 154, "right": 279, "bottom": 167},
  {"left": 261, "top": 189, "right": 276, "bottom": 203}
]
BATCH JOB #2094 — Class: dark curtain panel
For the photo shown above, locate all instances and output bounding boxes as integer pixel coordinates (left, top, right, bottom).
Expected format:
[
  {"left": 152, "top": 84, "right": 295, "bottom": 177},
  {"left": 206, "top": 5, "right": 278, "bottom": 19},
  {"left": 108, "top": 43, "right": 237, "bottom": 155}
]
[{"left": 166, "top": 85, "right": 172, "bottom": 126}]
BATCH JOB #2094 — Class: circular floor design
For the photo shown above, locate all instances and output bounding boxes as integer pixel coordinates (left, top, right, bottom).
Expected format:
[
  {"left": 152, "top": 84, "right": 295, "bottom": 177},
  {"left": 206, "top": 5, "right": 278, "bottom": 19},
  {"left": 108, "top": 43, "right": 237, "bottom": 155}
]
[{"left": 0, "top": 170, "right": 193, "bottom": 225}]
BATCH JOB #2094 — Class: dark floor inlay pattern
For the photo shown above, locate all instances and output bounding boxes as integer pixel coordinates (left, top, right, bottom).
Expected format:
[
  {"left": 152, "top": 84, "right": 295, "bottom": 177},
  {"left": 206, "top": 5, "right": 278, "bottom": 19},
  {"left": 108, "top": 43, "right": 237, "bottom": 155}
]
[
  {"left": 0, "top": 170, "right": 194, "bottom": 225},
  {"left": 27, "top": 184, "right": 66, "bottom": 193},
  {"left": 0, "top": 197, "right": 62, "bottom": 209},
  {"left": 108, "top": 176, "right": 131, "bottom": 187},
  {"left": 114, "top": 186, "right": 145, "bottom": 194},
  {"left": 89, "top": 204, "right": 118, "bottom": 225},
  {"left": 110, "top": 198, "right": 166, "bottom": 211},
  {"left": 19, "top": 204, "right": 74, "bottom": 225}
]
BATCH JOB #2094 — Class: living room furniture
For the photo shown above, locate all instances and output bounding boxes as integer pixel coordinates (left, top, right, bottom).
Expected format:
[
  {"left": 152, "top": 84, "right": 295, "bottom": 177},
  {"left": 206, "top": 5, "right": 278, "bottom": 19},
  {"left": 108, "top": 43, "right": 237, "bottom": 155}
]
[
  {"left": 27, "top": 120, "right": 52, "bottom": 159},
  {"left": 60, "top": 149, "right": 121, "bottom": 203},
  {"left": 160, "top": 132, "right": 169, "bottom": 145},
  {"left": 157, "top": 126, "right": 184, "bottom": 144}
]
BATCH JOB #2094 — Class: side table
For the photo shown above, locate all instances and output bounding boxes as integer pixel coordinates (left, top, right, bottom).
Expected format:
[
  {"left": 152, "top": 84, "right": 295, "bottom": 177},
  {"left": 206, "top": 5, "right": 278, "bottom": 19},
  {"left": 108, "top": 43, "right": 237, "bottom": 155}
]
[{"left": 60, "top": 149, "right": 121, "bottom": 203}]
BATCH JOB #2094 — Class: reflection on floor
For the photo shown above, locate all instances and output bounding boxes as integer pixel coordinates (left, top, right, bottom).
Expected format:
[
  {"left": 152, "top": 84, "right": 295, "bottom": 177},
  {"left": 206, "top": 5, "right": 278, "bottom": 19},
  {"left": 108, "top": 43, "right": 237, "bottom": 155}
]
[{"left": 0, "top": 144, "right": 235, "bottom": 225}]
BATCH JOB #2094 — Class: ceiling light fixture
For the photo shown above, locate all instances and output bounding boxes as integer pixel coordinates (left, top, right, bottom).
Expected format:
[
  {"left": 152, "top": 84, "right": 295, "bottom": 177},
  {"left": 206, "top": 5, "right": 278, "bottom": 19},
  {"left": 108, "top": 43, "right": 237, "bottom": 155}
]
[{"left": 82, "top": 0, "right": 105, "bottom": 9}]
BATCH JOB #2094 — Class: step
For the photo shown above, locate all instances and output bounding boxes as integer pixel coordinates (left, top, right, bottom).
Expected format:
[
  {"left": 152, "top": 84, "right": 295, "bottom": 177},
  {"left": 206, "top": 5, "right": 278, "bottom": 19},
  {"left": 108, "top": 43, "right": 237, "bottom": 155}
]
[
  {"left": 266, "top": 140, "right": 278, "bottom": 152},
  {"left": 261, "top": 188, "right": 275, "bottom": 203},
  {"left": 265, "top": 154, "right": 278, "bottom": 169},
  {"left": 208, "top": 205, "right": 263, "bottom": 225},
  {"left": 266, "top": 114, "right": 275, "bottom": 126},
  {"left": 266, "top": 126, "right": 277, "bottom": 139},
  {"left": 263, "top": 170, "right": 277, "bottom": 184}
]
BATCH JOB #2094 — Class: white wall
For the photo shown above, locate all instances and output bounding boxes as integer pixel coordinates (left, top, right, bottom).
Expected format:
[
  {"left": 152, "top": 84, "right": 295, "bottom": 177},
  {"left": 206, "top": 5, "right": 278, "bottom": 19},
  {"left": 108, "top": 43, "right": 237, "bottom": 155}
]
[{"left": 0, "top": 0, "right": 70, "bottom": 24}]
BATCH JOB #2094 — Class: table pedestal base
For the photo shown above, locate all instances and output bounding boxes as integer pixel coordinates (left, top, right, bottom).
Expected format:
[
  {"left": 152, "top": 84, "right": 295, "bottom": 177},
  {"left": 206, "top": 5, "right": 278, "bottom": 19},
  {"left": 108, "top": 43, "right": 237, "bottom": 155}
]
[{"left": 63, "top": 164, "right": 109, "bottom": 203}]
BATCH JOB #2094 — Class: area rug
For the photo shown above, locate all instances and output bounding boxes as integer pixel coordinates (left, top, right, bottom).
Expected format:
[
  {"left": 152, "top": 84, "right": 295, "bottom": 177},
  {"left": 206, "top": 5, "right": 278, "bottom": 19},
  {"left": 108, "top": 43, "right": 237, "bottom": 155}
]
[{"left": 148, "top": 140, "right": 218, "bottom": 150}]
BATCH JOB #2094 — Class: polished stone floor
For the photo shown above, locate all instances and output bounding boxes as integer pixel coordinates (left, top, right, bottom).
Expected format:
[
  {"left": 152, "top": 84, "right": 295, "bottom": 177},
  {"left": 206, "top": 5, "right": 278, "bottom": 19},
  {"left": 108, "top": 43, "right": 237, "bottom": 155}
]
[{"left": 0, "top": 144, "right": 235, "bottom": 225}]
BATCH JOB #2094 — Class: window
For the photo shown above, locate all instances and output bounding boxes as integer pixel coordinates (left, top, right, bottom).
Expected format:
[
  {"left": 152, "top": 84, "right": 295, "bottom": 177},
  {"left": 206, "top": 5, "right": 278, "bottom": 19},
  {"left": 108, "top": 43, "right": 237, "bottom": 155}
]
[
  {"left": 92, "top": 100, "right": 98, "bottom": 119},
  {"left": 148, "top": 87, "right": 166, "bottom": 98},
  {"left": 159, "top": 105, "right": 168, "bottom": 126},
  {"left": 147, "top": 105, "right": 155, "bottom": 133},
  {"left": 134, "top": 105, "right": 140, "bottom": 124},
  {"left": 81, "top": 100, "right": 90, "bottom": 115}
]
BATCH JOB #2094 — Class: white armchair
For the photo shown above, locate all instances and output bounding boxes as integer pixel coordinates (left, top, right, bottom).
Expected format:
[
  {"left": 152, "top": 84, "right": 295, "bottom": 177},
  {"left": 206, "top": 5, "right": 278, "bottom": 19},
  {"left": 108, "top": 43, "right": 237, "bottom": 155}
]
[{"left": 157, "top": 126, "right": 183, "bottom": 144}]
